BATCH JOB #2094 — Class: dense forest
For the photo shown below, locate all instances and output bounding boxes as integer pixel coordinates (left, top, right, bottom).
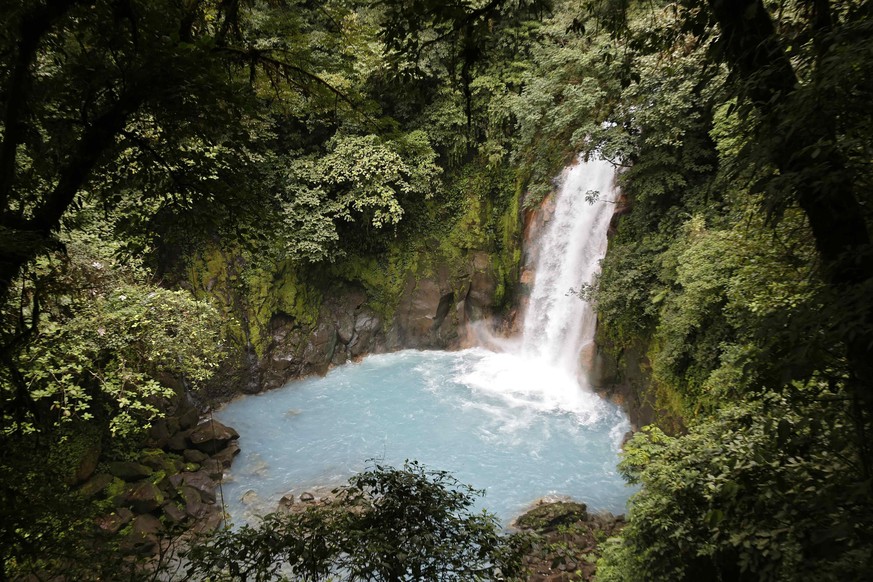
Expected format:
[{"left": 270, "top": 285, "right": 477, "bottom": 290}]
[{"left": 1, "top": 0, "right": 872, "bottom": 579}]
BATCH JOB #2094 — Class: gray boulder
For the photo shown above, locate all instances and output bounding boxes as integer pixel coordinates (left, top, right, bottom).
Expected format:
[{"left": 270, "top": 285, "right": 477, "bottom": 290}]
[
  {"left": 211, "top": 441, "right": 241, "bottom": 468},
  {"left": 183, "top": 448, "right": 209, "bottom": 464},
  {"left": 179, "top": 470, "right": 217, "bottom": 503},
  {"left": 189, "top": 420, "right": 239, "bottom": 454}
]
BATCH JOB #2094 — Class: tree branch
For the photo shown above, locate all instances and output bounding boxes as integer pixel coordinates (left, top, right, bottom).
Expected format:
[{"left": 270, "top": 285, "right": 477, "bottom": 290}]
[
  {"left": 0, "top": 89, "right": 146, "bottom": 298},
  {"left": 215, "top": 45, "right": 381, "bottom": 129},
  {"left": 0, "top": 0, "right": 83, "bottom": 211}
]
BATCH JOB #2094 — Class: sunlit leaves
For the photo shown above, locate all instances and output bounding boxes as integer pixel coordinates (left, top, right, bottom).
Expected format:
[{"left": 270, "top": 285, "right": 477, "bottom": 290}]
[
  {"left": 3, "top": 214, "right": 223, "bottom": 436},
  {"left": 279, "top": 131, "right": 441, "bottom": 262}
]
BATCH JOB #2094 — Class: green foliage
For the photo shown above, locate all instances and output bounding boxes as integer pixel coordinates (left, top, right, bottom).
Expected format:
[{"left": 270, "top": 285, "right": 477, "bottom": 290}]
[
  {"left": 510, "top": 5, "right": 624, "bottom": 201},
  {"left": 598, "top": 201, "right": 826, "bottom": 418},
  {"left": 572, "top": 4, "right": 873, "bottom": 579},
  {"left": 598, "top": 388, "right": 873, "bottom": 581},
  {"left": 2, "top": 217, "right": 223, "bottom": 437},
  {"left": 594, "top": 235, "right": 666, "bottom": 349},
  {"left": 0, "top": 210, "right": 225, "bottom": 579},
  {"left": 280, "top": 131, "right": 441, "bottom": 262},
  {"left": 19, "top": 283, "right": 219, "bottom": 435},
  {"left": 184, "top": 461, "right": 529, "bottom": 581}
]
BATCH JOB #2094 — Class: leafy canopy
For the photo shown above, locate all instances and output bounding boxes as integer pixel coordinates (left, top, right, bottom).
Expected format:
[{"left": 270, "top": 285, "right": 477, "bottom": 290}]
[{"left": 184, "top": 461, "right": 529, "bottom": 581}]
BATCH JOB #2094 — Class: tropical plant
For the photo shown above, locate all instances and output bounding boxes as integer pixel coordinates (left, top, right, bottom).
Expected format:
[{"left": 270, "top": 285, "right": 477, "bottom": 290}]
[{"left": 184, "top": 461, "right": 529, "bottom": 581}]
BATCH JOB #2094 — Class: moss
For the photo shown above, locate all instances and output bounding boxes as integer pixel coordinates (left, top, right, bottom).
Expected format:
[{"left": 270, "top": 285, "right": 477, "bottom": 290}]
[
  {"left": 328, "top": 243, "right": 419, "bottom": 321},
  {"left": 183, "top": 156, "right": 527, "bottom": 369},
  {"left": 105, "top": 477, "right": 127, "bottom": 505},
  {"left": 515, "top": 501, "right": 589, "bottom": 532},
  {"left": 244, "top": 262, "right": 323, "bottom": 357},
  {"left": 186, "top": 246, "right": 247, "bottom": 347},
  {"left": 185, "top": 243, "right": 325, "bottom": 358}
]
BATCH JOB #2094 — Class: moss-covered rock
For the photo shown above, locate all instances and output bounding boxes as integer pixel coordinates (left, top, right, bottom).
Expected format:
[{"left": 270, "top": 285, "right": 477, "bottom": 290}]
[
  {"left": 107, "top": 461, "right": 153, "bottom": 482},
  {"left": 514, "top": 501, "right": 626, "bottom": 582},
  {"left": 514, "top": 501, "right": 589, "bottom": 532},
  {"left": 78, "top": 473, "right": 114, "bottom": 498},
  {"left": 121, "top": 480, "right": 164, "bottom": 513}
]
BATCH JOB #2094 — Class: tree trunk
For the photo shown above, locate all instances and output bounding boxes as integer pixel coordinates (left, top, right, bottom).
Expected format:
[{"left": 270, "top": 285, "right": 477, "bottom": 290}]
[{"left": 707, "top": 0, "right": 873, "bottom": 414}]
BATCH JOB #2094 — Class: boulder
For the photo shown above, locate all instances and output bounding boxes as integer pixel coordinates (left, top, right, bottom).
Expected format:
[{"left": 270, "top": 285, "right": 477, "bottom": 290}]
[
  {"left": 132, "top": 513, "right": 163, "bottom": 535},
  {"left": 108, "top": 461, "right": 153, "bottom": 482},
  {"left": 189, "top": 420, "right": 239, "bottom": 454},
  {"left": 514, "top": 501, "right": 588, "bottom": 532},
  {"left": 79, "top": 473, "right": 114, "bottom": 498},
  {"left": 178, "top": 407, "right": 200, "bottom": 430},
  {"left": 166, "top": 429, "right": 192, "bottom": 452},
  {"left": 165, "top": 415, "right": 181, "bottom": 436},
  {"left": 96, "top": 507, "right": 133, "bottom": 534},
  {"left": 183, "top": 448, "right": 209, "bottom": 464},
  {"left": 146, "top": 419, "right": 171, "bottom": 448},
  {"left": 121, "top": 481, "right": 165, "bottom": 514},
  {"left": 300, "top": 491, "right": 315, "bottom": 503},
  {"left": 201, "top": 458, "right": 224, "bottom": 481},
  {"left": 277, "top": 493, "right": 295, "bottom": 512},
  {"left": 211, "top": 441, "right": 241, "bottom": 468},
  {"left": 124, "top": 514, "right": 163, "bottom": 554},
  {"left": 190, "top": 507, "right": 224, "bottom": 533},
  {"left": 169, "top": 473, "right": 184, "bottom": 490},
  {"left": 181, "top": 485, "right": 207, "bottom": 518},
  {"left": 179, "top": 470, "right": 217, "bottom": 503},
  {"left": 241, "top": 489, "right": 260, "bottom": 505},
  {"left": 162, "top": 503, "right": 188, "bottom": 524},
  {"left": 139, "top": 450, "right": 182, "bottom": 473},
  {"left": 73, "top": 443, "right": 102, "bottom": 484}
]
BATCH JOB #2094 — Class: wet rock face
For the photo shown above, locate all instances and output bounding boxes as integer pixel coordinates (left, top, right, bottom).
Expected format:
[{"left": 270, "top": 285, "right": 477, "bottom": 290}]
[
  {"left": 258, "top": 253, "right": 507, "bottom": 392},
  {"left": 393, "top": 277, "right": 444, "bottom": 346}
]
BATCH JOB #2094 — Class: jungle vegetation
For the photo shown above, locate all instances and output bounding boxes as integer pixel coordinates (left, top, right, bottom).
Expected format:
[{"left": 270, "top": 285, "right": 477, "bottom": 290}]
[{"left": 1, "top": 0, "right": 872, "bottom": 579}]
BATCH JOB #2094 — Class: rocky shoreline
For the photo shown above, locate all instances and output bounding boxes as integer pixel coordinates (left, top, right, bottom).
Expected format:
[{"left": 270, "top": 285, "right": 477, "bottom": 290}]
[
  {"left": 77, "top": 398, "right": 240, "bottom": 555},
  {"left": 513, "top": 500, "right": 626, "bottom": 581}
]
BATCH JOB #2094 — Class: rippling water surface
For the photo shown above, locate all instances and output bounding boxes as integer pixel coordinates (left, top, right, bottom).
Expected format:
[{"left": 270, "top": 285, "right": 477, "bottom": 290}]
[{"left": 216, "top": 348, "right": 632, "bottom": 525}]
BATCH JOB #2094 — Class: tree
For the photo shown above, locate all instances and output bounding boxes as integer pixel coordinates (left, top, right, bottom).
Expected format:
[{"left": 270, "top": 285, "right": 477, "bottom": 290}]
[
  {"left": 184, "top": 461, "right": 529, "bottom": 581},
  {"left": 562, "top": 1, "right": 873, "bottom": 577},
  {"left": 0, "top": 0, "right": 377, "bottom": 302},
  {"left": 597, "top": 388, "right": 873, "bottom": 581},
  {"left": 702, "top": 0, "right": 873, "bottom": 427},
  {"left": 576, "top": 0, "right": 873, "bottom": 443}
]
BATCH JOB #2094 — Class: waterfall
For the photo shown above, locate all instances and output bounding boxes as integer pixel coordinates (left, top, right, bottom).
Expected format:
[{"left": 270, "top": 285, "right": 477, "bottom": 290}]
[
  {"left": 521, "top": 156, "right": 617, "bottom": 374},
  {"left": 458, "top": 155, "right": 618, "bottom": 419}
]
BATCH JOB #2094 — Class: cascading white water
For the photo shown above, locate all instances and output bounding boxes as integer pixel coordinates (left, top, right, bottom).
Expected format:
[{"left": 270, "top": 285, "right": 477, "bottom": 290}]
[
  {"left": 521, "top": 157, "right": 617, "bottom": 374},
  {"left": 456, "top": 155, "right": 618, "bottom": 419}
]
